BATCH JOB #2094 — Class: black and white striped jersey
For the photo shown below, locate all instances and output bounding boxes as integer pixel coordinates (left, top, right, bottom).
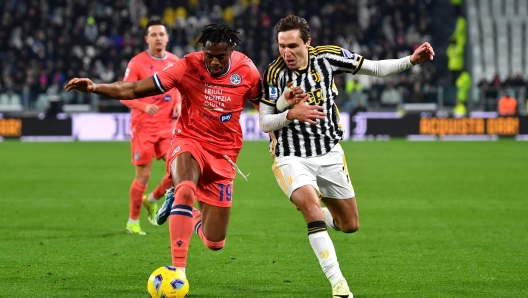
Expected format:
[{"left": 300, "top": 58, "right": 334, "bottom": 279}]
[{"left": 261, "top": 45, "right": 364, "bottom": 158}]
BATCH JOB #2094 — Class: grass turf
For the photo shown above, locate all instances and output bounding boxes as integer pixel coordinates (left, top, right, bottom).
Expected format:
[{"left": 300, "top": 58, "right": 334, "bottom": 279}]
[{"left": 0, "top": 140, "right": 526, "bottom": 297}]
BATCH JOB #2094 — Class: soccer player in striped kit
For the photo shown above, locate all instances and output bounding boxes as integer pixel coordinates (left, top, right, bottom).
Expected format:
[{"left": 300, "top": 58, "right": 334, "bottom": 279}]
[{"left": 259, "top": 15, "right": 435, "bottom": 298}]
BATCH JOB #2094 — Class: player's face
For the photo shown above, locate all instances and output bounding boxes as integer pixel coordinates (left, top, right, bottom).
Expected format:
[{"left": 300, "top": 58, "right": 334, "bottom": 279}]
[
  {"left": 203, "top": 41, "right": 233, "bottom": 77},
  {"left": 145, "top": 25, "right": 169, "bottom": 53},
  {"left": 277, "top": 29, "right": 311, "bottom": 70}
]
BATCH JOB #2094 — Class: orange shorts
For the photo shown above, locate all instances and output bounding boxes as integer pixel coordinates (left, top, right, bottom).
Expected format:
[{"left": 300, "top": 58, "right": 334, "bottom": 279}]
[
  {"left": 166, "top": 137, "right": 237, "bottom": 207},
  {"left": 130, "top": 131, "right": 172, "bottom": 165}
]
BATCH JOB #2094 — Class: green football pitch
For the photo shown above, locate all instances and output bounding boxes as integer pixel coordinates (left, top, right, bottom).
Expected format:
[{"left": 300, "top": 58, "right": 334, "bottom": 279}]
[{"left": 0, "top": 140, "right": 526, "bottom": 297}]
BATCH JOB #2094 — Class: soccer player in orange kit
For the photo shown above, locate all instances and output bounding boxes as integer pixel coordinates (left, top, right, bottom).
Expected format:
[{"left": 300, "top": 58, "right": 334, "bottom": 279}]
[
  {"left": 65, "top": 24, "right": 262, "bottom": 280},
  {"left": 119, "top": 18, "right": 181, "bottom": 235}
]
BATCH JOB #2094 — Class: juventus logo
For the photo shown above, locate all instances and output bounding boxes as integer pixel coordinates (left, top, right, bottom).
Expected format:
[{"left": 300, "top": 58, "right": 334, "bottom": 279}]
[
  {"left": 311, "top": 69, "right": 321, "bottom": 82},
  {"left": 320, "top": 250, "right": 330, "bottom": 259}
]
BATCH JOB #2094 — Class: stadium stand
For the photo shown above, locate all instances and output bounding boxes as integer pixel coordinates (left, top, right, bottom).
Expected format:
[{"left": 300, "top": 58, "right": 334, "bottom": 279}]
[
  {"left": 3, "top": 0, "right": 495, "bottom": 115},
  {"left": 466, "top": 0, "right": 527, "bottom": 114}
]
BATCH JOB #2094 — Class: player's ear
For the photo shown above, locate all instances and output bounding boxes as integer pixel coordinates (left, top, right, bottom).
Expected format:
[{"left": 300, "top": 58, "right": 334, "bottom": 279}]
[{"left": 306, "top": 38, "right": 311, "bottom": 47}]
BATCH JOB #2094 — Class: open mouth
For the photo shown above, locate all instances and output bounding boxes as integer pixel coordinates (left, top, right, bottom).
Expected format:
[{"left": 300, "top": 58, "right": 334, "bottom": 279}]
[{"left": 285, "top": 59, "right": 296, "bottom": 67}]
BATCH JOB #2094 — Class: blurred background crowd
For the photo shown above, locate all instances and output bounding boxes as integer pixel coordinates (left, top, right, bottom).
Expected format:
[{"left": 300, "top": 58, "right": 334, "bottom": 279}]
[{"left": 0, "top": 0, "right": 526, "bottom": 116}]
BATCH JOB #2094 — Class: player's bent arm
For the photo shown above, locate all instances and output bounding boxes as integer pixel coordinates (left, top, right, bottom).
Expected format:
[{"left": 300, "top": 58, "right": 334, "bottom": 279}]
[
  {"left": 259, "top": 102, "right": 292, "bottom": 132},
  {"left": 93, "top": 77, "right": 161, "bottom": 100},
  {"left": 356, "top": 56, "right": 414, "bottom": 77}
]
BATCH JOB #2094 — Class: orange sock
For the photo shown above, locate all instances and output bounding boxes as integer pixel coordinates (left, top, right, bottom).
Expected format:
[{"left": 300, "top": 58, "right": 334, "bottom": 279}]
[
  {"left": 192, "top": 208, "right": 225, "bottom": 251},
  {"left": 169, "top": 181, "right": 196, "bottom": 268},
  {"left": 152, "top": 174, "right": 173, "bottom": 200},
  {"left": 129, "top": 179, "right": 147, "bottom": 220}
]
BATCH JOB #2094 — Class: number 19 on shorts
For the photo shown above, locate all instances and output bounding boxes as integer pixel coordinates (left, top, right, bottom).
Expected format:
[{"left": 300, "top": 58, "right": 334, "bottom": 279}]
[{"left": 218, "top": 183, "right": 232, "bottom": 201}]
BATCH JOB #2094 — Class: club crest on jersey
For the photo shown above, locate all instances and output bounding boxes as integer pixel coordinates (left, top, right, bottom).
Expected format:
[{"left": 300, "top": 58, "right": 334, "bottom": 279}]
[
  {"left": 269, "top": 87, "right": 278, "bottom": 101},
  {"left": 164, "top": 95, "right": 171, "bottom": 102},
  {"left": 134, "top": 152, "right": 140, "bottom": 160},
  {"left": 230, "top": 74, "right": 242, "bottom": 85},
  {"left": 342, "top": 49, "right": 354, "bottom": 59}
]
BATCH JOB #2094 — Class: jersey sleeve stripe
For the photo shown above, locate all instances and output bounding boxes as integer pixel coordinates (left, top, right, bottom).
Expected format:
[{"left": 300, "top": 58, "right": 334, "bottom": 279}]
[
  {"left": 261, "top": 98, "right": 276, "bottom": 106},
  {"left": 152, "top": 74, "right": 166, "bottom": 93},
  {"left": 352, "top": 56, "right": 364, "bottom": 74},
  {"left": 266, "top": 59, "right": 285, "bottom": 85}
]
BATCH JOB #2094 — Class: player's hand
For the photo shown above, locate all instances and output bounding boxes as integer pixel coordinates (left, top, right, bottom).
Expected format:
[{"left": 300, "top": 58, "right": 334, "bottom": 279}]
[
  {"left": 145, "top": 104, "right": 161, "bottom": 116},
  {"left": 172, "top": 104, "right": 181, "bottom": 119},
  {"left": 410, "top": 42, "right": 435, "bottom": 65},
  {"left": 286, "top": 96, "right": 325, "bottom": 125},
  {"left": 64, "top": 78, "right": 95, "bottom": 93},
  {"left": 284, "top": 82, "right": 307, "bottom": 106}
]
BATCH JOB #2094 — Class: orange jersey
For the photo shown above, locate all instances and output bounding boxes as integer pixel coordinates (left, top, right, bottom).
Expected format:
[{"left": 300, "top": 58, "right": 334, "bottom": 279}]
[
  {"left": 153, "top": 51, "right": 261, "bottom": 156},
  {"left": 120, "top": 50, "right": 181, "bottom": 134}
]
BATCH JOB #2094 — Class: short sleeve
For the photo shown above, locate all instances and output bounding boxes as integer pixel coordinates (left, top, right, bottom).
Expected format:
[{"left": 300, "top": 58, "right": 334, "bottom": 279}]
[
  {"left": 261, "top": 67, "right": 279, "bottom": 107},
  {"left": 123, "top": 59, "right": 138, "bottom": 82},
  {"left": 246, "top": 60, "right": 262, "bottom": 102},
  {"left": 152, "top": 59, "right": 186, "bottom": 94},
  {"left": 323, "top": 46, "right": 364, "bottom": 75}
]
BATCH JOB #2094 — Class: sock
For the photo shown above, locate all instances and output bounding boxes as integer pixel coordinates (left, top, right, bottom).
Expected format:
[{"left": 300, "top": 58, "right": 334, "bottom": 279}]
[
  {"left": 323, "top": 207, "right": 340, "bottom": 231},
  {"left": 308, "top": 221, "right": 345, "bottom": 287},
  {"left": 169, "top": 181, "right": 196, "bottom": 268},
  {"left": 192, "top": 208, "right": 225, "bottom": 251},
  {"left": 129, "top": 179, "right": 147, "bottom": 220},
  {"left": 127, "top": 219, "right": 139, "bottom": 224},
  {"left": 152, "top": 174, "right": 173, "bottom": 201}
]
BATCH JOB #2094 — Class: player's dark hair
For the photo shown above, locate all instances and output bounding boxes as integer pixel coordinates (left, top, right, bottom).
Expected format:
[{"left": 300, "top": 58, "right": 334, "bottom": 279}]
[
  {"left": 274, "top": 15, "right": 311, "bottom": 43},
  {"left": 197, "top": 24, "right": 241, "bottom": 47},
  {"left": 145, "top": 17, "right": 165, "bottom": 35}
]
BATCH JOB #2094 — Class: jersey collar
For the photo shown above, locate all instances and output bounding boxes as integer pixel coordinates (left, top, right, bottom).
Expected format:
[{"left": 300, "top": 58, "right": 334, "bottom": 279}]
[
  {"left": 205, "top": 58, "right": 232, "bottom": 77},
  {"left": 147, "top": 49, "right": 167, "bottom": 60}
]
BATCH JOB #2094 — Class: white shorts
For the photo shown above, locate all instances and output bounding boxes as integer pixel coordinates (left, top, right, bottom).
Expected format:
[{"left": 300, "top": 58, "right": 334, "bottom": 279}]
[{"left": 272, "top": 143, "right": 355, "bottom": 199}]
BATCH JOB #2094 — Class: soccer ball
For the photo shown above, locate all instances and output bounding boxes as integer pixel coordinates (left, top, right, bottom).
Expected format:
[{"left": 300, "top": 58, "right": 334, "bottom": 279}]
[{"left": 147, "top": 266, "right": 189, "bottom": 298}]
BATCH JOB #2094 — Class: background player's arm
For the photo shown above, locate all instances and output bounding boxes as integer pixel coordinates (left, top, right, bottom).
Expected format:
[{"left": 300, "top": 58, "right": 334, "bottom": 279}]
[{"left": 64, "top": 77, "right": 161, "bottom": 99}]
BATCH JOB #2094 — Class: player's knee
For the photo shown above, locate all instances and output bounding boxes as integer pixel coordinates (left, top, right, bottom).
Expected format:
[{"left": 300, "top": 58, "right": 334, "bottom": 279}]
[
  {"left": 203, "top": 238, "right": 225, "bottom": 251},
  {"left": 174, "top": 181, "right": 196, "bottom": 205},
  {"left": 340, "top": 220, "right": 359, "bottom": 234}
]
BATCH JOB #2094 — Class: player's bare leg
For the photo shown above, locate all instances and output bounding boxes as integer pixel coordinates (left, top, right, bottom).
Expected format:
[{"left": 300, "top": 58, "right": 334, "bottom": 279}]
[
  {"left": 192, "top": 201, "right": 230, "bottom": 250},
  {"left": 167, "top": 152, "right": 201, "bottom": 274},
  {"left": 126, "top": 162, "right": 152, "bottom": 235},
  {"left": 321, "top": 197, "right": 359, "bottom": 233},
  {"left": 291, "top": 185, "right": 353, "bottom": 298}
]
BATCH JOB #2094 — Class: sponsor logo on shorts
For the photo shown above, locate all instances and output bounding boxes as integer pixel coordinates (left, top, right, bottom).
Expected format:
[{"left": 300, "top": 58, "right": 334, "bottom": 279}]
[
  {"left": 134, "top": 152, "right": 140, "bottom": 160},
  {"left": 230, "top": 73, "right": 242, "bottom": 85},
  {"left": 202, "top": 112, "right": 232, "bottom": 122},
  {"left": 171, "top": 146, "right": 180, "bottom": 156}
]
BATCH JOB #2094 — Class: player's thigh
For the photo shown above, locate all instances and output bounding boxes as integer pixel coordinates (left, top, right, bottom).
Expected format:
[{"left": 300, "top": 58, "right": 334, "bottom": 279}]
[
  {"left": 272, "top": 156, "right": 319, "bottom": 199},
  {"left": 321, "top": 196, "right": 359, "bottom": 233},
  {"left": 197, "top": 201, "right": 231, "bottom": 242},
  {"left": 196, "top": 153, "right": 235, "bottom": 208},
  {"left": 130, "top": 133, "right": 156, "bottom": 165},
  {"left": 316, "top": 144, "right": 355, "bottom": 200},
  {"left": 166, "top": 138, "right": 205, "bottom": 184}
]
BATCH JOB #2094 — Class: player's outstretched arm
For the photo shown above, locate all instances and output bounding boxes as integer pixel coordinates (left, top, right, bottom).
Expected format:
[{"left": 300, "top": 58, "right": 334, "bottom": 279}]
[
  {"left": 356, "top": 42, "right": 435, "bottom": 78},
  {"left": 64, "top": 77, "right": 161, "bottom": 100}
]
